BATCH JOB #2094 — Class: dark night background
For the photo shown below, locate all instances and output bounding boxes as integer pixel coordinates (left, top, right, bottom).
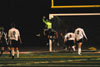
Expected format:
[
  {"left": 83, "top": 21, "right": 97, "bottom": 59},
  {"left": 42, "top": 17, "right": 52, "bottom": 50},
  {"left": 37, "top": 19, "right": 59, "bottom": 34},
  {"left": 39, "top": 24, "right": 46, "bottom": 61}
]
[{"left": 0, "top": 0, "right": 100, "bottom": 49}]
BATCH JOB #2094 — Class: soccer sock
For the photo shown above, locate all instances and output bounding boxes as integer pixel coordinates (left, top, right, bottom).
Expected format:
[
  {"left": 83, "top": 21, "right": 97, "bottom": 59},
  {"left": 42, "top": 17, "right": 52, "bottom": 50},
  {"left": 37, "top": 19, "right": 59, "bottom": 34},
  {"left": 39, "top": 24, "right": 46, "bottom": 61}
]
[
  {"left": 72, "top": 46, "right": 76, "bottom": 51},
  {"left": 16, "top": 50, "right": 19, "bottom": 58},
  {"left": 1, "top": 50, "right": 4, "bottom": 55},
  {"left": 78, "top": 48, "right": 81, "bottom": 55},
  {"left": 9, "top": 50, "right": 11, "bottom": 54},
  {"left": 12, "top": 50, "right": 15, "bottom": 56}
]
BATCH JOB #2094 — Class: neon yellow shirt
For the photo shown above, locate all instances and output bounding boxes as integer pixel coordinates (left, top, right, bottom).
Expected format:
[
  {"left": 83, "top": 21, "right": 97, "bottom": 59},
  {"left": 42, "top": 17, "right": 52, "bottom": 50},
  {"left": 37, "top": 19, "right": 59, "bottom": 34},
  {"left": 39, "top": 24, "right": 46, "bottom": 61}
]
[{"left": 43, "top": 18, "right": 52, "bottom": 29}]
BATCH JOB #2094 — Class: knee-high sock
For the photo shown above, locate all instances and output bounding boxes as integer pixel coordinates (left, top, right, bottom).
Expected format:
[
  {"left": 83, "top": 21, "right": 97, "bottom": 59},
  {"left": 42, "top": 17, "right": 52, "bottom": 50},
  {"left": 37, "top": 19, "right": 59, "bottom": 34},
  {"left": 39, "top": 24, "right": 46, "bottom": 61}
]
[
  {"left": 9, "top": 50, "right": 11, "bottom": 54},
  {"left": 72, "top": 46, "right": 76, "bottom": 51},
  {"left": 16, "top": 50, "right": 19, "bottom": 58},
  {"left": 12, "top": 50, "right": 15, "bottom": 56},
  {"left": 78, "top": 48, "right": 81, "bottom": 55}
]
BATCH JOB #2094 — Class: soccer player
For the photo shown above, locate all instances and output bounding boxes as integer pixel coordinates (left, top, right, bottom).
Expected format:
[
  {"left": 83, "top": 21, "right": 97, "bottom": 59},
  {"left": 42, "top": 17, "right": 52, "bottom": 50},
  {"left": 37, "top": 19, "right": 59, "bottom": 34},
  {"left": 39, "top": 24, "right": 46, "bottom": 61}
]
[
  {"left": 43, "top": 29, "right": 49, "bottom": 46},
  {"left": 0, "top": 27, "right": 11, "bottom": 56},
  {"left": 8, "top": 23, "right": 22, "bottom": 59},
  {"left": 48, "top": 29, "right": 58, "bottom": 52},
  {"left": 74, "top": 27, "right": 88, "bottom": 55},
  {"left": 42, "top": 16, "right": 52, "bottom": 29},
  {"left": 64, "top": 32, "right": 76, "bottom": 52}
]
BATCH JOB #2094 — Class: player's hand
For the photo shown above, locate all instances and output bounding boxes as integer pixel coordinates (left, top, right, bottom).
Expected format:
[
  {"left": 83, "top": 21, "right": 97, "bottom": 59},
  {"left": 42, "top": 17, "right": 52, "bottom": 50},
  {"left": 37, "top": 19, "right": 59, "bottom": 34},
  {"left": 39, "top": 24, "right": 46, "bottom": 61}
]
[{"left": 86, "top": 38, "right": 88, "bottom": 41}]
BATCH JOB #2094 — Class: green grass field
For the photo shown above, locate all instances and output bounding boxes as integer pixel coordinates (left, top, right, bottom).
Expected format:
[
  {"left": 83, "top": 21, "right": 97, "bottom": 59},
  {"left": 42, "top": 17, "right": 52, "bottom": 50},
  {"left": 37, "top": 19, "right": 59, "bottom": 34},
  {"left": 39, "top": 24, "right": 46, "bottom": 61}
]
[{"left": 0, "top": 51, "right": 100, "bottom": 67}]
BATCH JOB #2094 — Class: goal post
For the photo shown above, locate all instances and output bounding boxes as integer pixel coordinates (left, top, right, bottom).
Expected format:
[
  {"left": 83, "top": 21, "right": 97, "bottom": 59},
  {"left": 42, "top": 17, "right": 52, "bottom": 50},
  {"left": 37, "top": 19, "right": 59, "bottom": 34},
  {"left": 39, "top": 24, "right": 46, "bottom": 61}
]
[
  {"left": 48, "top": 13, "right": 100, "bottom": 52},
  {"left": 49, "top": 13, "right": 100, "bottom": 20}
]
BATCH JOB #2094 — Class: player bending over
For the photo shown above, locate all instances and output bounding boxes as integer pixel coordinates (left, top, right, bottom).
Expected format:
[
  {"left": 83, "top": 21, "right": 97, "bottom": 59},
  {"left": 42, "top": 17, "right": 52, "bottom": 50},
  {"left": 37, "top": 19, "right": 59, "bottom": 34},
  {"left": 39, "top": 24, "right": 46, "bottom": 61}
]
[
  {"left": 64, "top": 32, "right": 76, "bottom": 52},
  {"left": 74, "top": 27, "right": 88, "bottom": 55}
]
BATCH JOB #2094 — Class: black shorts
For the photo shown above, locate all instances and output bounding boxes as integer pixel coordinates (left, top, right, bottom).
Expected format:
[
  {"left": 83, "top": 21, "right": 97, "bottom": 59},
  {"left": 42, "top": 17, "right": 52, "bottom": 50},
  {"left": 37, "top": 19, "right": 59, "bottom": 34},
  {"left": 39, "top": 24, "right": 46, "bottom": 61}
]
[
  {"left": 11, "top": 40, "right": 20, "bottom": 48},
  {"left": 65, "top": 40, "right": 74, "bottom": 47},
  {"left": 76, "top": 39, "right": 83, "bottom": 44},
  {"left": 7, "top": 44, "right": 11, "bottom": 47},
  {"left": 0, "top": 41, "right": 7, "bottom": 47}
]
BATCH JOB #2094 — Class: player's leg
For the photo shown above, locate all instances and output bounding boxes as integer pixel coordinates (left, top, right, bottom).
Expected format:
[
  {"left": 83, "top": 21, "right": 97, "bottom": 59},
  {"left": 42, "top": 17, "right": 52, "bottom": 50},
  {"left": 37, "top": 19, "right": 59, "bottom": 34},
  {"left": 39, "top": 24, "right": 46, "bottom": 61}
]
[
  {"left": 64, "top": 41, "right": 67, "bottom": 51},
  {"left": 54, "top": 39, "right": 58, "bottom": 51},
  {"left": 78, "top": 42, "right": 82, "bottom": 55},
  {"left": 0, "top": 46, "right": 4, "bottom": 56},
  {"left": 11, "top": 47, "right": 15, "bottom": 59},
  {"left": 54, "top": 39, "right": 57, "bottom": 52},
  {"left": 72, "top": 41, "right": 76, "bottom": 52},
  {"left": 67, "top": 41, "right": 70, "bottom": 52},
  {"left": 52, "top": 39, "right": 54, "bottom": 51},
  {"left": 8, "top": 46, "right": 12, "bottom": 57},
  {"left": 72, "top": 45, "right": 76, "bottom": 52},
  {"left": 16, "top": 47, "right": 19, "bottom": 58},
  {"left": 11, "top": 40, "right": 15, "bottom": 59},
  {"left": 69, "top": 40, "right": 74, "bottom": 52}
]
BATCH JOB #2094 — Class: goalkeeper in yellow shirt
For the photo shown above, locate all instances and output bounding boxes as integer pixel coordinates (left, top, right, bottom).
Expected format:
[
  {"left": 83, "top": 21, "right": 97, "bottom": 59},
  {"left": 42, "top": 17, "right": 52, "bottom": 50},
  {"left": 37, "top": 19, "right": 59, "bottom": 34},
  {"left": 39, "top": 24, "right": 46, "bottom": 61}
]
[{"left": 42, "top": 16, "right": 52, "bottom": 29}]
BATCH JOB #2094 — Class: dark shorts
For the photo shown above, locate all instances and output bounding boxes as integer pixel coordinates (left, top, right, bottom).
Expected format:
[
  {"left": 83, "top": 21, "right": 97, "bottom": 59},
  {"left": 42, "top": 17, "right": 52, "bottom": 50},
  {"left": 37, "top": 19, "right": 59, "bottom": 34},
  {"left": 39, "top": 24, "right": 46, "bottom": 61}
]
[
  {"left": 0, "top": 43, "right": 7, "bottom": 47},
  {"left": 7, "top": 44, "right": 11, "bottom": 47},
  {"left": 49, "top": 36, "right": 56, "bottom": 40},
  {"left": 65, "top": 40, "right": 74, "bottom": 47},
  {"left": 76, "top": 39, "right": 83, "bottom": 44},
  {"left": 11, "top": 40, "right": 20, "bottom": 48},
  {"left": 0, "top": 41, "right": 7, "bottom": 47}
]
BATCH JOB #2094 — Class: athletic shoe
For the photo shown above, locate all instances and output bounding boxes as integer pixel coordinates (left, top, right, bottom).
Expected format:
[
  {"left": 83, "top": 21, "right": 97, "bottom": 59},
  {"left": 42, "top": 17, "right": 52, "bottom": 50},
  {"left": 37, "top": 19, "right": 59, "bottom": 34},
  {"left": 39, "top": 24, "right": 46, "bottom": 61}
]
[{"left": 78, "top": 53, "right": 82, "bottom": 55}]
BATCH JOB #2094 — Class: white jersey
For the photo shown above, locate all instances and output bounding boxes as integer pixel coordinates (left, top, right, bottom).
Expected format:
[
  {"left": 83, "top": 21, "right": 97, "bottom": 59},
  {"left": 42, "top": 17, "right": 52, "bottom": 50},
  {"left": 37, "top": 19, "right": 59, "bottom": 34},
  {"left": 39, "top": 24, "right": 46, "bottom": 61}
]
[
  {"left": 8, "top": 28, "right": 20, "bottom": 41},
  {"left": 64, "top": 32, "right": 75, "bottom": 41},
  {"left": 74, "top": 28, "right": 87, "bottom": 41}
]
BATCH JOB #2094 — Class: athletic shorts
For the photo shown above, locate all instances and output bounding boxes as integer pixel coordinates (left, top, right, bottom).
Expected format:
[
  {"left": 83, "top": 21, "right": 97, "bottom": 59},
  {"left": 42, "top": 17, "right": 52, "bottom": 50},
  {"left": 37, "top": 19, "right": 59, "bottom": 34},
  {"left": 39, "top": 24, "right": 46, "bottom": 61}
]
[
  {"left": 0, "top": 41, "right": 7, "bottom": 47},
  {"left": 65, "top": 40, "right": 74, "bottom": 47},
  {"left": 7, "top": 43, "right": 11, "bottom": 47},
  {"left": 11, "top": 40, "right": 20, "bottom": 48},
  {"left": 76, "top": 39, "right": 83, "bottom": 44}
]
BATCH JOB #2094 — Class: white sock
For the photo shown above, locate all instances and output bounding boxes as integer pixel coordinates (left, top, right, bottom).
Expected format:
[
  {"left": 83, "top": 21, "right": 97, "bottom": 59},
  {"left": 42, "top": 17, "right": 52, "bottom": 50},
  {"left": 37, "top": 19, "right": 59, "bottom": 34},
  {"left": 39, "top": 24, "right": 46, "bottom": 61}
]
[
  {"left": 78, "top": 48, "right": 81, "bottom": 55},
  {"left": 72, "top": 46, "right": 76, "bottom": 51},
  {"left": 65, "top": 47, "right": 67, "bottom": 50},
  {"left": 12, "top": 50, "right": 15, "bottom": 56},
  {"left": 16, "top": 50, "right": 19, "bottom": 58}
]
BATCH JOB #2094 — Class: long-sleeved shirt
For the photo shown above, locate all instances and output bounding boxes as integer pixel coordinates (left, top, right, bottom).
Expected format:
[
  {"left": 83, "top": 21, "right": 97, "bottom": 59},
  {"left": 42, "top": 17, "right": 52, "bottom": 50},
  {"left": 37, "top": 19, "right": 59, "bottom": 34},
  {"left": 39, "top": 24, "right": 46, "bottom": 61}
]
[
  {"left": 64, "top": 32, "right": 75, "bottom": 41},
  {"left": 42, "top": 18, "right": 52, "bottom": 29},
  {"left": 74, "top": 28, "right": 87, "bottom": 41}
]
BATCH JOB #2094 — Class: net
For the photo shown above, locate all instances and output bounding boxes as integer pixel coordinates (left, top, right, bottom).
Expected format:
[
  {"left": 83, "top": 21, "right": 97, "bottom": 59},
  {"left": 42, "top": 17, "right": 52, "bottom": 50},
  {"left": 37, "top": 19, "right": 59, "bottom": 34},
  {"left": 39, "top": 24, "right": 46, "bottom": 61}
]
[{"left": 49, "top": 13, "right": 100, "bottom": 48}]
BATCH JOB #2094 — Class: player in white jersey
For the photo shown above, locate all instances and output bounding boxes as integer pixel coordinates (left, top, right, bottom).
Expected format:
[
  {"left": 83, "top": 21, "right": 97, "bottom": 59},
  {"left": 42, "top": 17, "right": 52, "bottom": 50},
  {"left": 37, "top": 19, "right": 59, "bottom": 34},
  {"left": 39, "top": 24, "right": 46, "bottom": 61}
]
[
  {"left": 74, "top": 27, "right": 88, "bottom": 55},
  {"left": 0, "top": 27, "right": 11, "bottom": 56},
  {"left": 64, "top": 32, "right": 76, "bottom": 52},
  {"left": 8, "top": 23, "right": 22, "bottom": 59}
]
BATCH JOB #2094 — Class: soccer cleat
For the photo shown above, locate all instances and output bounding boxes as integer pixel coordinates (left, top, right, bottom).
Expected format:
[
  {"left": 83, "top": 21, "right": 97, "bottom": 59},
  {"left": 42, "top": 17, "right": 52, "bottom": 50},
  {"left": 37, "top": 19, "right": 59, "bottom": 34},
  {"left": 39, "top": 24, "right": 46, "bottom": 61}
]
[
  {"left": 64, "top": 48, "right": 67, "bottom": 51},
  {"left": 17, "top": 56, "right": 19, "bottom": 58},
  {"left": 53, "top": 50, "right": 56, "bottom": 52},
  {"left": 78, "top": 53, "right": 82, "bottom": 55}
]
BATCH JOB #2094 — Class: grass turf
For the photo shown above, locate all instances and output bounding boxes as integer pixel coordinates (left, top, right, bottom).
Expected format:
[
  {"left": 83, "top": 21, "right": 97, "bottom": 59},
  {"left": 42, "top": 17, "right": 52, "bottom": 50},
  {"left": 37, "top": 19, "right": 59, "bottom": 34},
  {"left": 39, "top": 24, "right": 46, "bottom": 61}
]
[{"left": 0, "top": 52, "right": 100, "bottom": 66}]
